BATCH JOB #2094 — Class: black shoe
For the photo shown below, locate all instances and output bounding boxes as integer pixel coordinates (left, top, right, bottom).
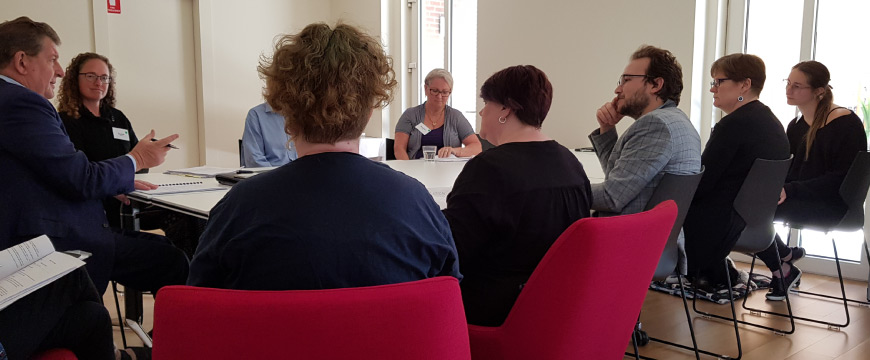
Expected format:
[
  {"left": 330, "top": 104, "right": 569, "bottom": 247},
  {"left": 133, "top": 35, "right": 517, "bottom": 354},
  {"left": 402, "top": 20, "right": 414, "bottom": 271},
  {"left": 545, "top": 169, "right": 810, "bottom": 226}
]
[
  {"left": 766, "top": 265, "right": 802, "bottom": 301},
  {"left": 786, "top": 247, "right": 806, "bottom": 263},
  {"left": 787, "top": 247, "right": 805, "bottom": 287}
]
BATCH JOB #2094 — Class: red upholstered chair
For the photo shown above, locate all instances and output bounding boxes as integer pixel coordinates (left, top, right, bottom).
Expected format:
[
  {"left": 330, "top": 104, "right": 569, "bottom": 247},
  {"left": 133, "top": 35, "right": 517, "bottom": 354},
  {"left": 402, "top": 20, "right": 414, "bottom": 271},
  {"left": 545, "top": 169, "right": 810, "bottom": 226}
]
[
  {"left": 32, "top": 349, "right": 77, "bottom": 360},
  {"left": 152, "top": 277, "right": 470, "bottom": 360},
  {"left": 468, "top": 201, "right": 677, "bottom": 360}
]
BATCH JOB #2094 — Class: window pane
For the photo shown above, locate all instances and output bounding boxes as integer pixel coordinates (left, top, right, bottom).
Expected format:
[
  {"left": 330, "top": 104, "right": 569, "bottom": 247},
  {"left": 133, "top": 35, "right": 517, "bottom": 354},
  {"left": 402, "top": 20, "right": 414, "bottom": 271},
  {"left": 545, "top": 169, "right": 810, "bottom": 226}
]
[
  {"left": 811, "top": 0, "right": 870, "bottom": 262},
  {"left": 745, "top": 0, "right": 803, "bottom": 128},
  {"left": 815, "top": 0, "right": 870, "bottom": 146},
  {"left": 451, "top": 0, "right": 477, "bottom": 130},
  {"left": 420, "top": 0, "right": 446, "bottom": 104}
]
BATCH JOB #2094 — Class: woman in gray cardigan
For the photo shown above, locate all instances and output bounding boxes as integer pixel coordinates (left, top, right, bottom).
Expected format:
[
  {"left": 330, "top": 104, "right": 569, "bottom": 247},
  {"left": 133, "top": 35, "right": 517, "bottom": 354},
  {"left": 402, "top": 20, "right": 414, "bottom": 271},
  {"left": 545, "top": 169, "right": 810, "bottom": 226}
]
[{"left": 394, "top": 68, "right": 481, "bottom": 159}]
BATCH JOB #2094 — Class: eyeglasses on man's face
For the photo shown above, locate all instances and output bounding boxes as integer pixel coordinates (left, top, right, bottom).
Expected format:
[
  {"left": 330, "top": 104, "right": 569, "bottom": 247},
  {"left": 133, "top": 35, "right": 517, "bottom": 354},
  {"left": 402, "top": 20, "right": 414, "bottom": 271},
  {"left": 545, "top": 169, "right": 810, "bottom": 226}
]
[
  {"left": 783, "top": 79, "right": 812, "bottom": 91},
  {"left": 429, "top": 88, "right": 452, "bottom": 97},
  {"left": 710, "top": 78, "right": 732, "bottom": 88},
  {"left": 79, "top": 72, "right": 112, "bottom": 84},
  {"left": 617, "top": 74, "right": 649, "bottom": 86}
]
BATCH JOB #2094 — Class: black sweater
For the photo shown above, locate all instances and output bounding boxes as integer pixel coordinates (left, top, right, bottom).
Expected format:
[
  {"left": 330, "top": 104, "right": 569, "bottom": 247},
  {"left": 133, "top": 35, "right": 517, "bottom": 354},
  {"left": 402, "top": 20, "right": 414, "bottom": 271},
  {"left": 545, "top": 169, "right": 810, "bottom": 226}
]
[{"left": 783, "top": 111, "right": 867, "bottom": 205}]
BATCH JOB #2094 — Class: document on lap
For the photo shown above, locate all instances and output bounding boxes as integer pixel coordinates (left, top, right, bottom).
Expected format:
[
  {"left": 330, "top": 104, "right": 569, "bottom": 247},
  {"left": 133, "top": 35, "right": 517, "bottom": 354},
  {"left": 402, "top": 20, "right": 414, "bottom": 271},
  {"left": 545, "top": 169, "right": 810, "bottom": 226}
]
[{"left": 0, "top": 235, "right": 86, "bottom": 311}]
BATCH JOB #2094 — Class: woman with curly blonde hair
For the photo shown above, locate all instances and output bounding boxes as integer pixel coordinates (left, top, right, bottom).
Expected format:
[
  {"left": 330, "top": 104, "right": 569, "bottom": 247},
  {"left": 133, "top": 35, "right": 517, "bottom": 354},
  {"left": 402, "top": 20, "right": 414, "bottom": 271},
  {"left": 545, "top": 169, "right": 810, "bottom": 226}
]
[{"left": 188, "top": 22, "right": 461, "bottom": 290}]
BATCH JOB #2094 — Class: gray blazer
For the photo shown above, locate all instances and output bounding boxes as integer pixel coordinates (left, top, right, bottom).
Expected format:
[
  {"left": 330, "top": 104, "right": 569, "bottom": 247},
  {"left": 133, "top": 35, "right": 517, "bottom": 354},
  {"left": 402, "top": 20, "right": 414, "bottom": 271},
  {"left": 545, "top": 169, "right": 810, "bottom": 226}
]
[
  {"left": 589, "top": 100, "right": 702, "bottom": 216},
  {"left": 395, "top": 103, "right": 475, "bottom": 159}
]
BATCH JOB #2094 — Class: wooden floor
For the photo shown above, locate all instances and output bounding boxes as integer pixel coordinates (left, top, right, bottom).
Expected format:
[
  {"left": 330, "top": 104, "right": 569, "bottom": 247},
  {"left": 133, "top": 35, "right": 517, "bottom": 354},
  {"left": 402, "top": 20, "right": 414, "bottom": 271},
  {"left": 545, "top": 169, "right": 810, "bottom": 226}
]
[
  {"left": 102, "top": 262, "right": 870, "bottom": 359},
  {"left": 625, "top": 262, "right": 870, "bottom": 359}
]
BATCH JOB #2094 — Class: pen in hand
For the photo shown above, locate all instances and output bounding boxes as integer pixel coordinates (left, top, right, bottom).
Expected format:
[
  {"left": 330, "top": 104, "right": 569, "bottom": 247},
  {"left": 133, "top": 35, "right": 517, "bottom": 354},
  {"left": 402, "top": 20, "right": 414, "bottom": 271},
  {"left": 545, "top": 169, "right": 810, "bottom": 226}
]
[{"left": 151, "top": 138, "right": 180, "bottom": 149}]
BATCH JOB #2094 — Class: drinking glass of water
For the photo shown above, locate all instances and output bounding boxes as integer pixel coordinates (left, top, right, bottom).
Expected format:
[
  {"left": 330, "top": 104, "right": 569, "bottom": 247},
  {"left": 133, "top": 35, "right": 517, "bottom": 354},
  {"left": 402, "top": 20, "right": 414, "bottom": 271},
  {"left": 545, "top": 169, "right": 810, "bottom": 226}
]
[{"left": 422, "top": 146, "right": 437, "bottom": 161}]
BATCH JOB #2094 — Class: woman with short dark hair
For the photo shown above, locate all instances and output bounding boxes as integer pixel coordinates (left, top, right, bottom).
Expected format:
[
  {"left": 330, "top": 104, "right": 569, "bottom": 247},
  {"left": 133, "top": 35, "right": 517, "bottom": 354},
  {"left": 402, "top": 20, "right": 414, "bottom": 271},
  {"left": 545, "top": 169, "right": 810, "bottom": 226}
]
[
  {"left": 443, "top": 65, "right": 592, "bottom": 326},
  {"left": 683, "top": 53, "right": 790, "bottom": 293}
]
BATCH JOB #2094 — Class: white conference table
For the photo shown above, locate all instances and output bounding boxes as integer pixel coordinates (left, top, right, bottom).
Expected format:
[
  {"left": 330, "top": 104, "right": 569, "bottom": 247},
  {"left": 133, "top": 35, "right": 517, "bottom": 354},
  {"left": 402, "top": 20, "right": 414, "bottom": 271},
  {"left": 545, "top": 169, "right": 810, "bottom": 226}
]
[{"left": 128, "top": 150, "right": 604, "bottom": 219}]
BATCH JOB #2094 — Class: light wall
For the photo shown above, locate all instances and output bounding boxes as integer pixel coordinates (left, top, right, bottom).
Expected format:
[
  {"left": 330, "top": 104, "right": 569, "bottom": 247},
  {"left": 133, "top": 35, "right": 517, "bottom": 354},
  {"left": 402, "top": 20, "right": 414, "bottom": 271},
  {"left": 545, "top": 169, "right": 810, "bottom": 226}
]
[
  {"left": 331, "top": 0, "right": 392, "bottom": 138},
  {"left": 5, "top": 0, "right": 701, "bottom": 166},
  {"left": 477, "top": 0, "right": 698, "bottom": 149},
  {"left": 196, "top": 0, "right": 331, "bottom": 167},
  {"left": 105, "top": 0, "right": 199, "bottom": 171},
  {"left": 5, "top": 0, "right": 95, "bottom": 106}
]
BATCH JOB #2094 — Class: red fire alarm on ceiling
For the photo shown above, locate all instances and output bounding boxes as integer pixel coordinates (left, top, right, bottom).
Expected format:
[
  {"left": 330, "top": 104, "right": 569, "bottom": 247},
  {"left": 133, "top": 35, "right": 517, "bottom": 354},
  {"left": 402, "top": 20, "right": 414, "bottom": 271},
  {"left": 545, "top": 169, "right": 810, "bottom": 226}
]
[{"left": 107, "top": 0, "right": 121, "bottom": 14}]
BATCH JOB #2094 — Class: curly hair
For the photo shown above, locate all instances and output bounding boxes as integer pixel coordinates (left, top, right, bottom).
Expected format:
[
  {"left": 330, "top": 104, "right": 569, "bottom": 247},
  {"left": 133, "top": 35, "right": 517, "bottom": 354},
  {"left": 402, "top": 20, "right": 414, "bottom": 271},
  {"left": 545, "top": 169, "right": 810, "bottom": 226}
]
[
  {"left": 57, "top": 52, "right": 116, "bottom": 119},
  {"left": 258, "top": 23, "right": 397, "bottom": 144},
  {"left": 631, "top": 45, "right": 683, "bottom": 105}
]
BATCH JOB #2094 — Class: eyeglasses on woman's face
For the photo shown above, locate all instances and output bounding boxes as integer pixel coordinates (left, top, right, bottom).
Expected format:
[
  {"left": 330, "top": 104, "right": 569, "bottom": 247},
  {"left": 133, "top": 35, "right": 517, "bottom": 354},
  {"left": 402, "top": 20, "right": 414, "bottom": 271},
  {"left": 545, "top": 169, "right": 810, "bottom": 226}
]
[
  {"left": 710, "top": 78, "right": 732, "bottom": 88},
  {"left": 783, "top": 79, "right": 812, "bottom": 92},
  {"left": 429, "top": 88, "right": 452, "bottom": 97},
  {"left": 79, "top": 72, "right": 112, "bottom": 84}
]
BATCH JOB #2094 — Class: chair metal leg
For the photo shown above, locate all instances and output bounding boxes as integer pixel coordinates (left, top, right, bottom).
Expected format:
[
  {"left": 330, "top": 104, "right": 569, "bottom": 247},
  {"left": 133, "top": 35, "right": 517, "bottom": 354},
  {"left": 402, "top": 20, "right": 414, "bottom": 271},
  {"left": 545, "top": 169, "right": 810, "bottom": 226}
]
[
  {"left": 743, "top": 230, "right": 859, "bottom": 330},
  {"left": 112, "top": 281, "right": 128, "bottom": 348},
  {"left": 865, "top": 241, "right": 870, "bottom": 302},
  {"left": 644, "top": 275, "right": 701, "bottom": 359},
  {"left": 735, "top": 255, "right": 797, "bottom": 334},
  {"left": 786, "top": 237, "right": 854, "bottom": 330},
  {"left": 686, "top": 262, "right": 743, "bottom": 359}
]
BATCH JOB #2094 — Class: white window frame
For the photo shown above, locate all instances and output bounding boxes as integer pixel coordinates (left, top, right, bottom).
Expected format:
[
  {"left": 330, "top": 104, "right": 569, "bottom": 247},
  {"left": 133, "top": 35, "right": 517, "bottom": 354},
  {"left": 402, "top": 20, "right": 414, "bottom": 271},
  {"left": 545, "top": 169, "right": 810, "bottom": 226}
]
[{"left": 726, "top": 0, "right": 870, "bottom": 281}]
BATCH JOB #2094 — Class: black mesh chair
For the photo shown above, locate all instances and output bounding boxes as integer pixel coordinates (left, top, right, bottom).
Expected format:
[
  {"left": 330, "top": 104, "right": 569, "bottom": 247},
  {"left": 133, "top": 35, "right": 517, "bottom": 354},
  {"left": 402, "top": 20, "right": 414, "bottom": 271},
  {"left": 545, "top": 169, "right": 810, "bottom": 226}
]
[
  {"left": 626, "top": 169, "right": 704, "bottom": 360},
  {"left": 238, "top": 139, "right": 245, "bottom": 167},
  {"left": 690, "top": 157, "right": 792, "bottom": 359},
  {"left": 742, "top": 150, "right": 870, "bottom": 331},
  {"left": 385, "top": 138, "right": 396, "bottom": 160}
]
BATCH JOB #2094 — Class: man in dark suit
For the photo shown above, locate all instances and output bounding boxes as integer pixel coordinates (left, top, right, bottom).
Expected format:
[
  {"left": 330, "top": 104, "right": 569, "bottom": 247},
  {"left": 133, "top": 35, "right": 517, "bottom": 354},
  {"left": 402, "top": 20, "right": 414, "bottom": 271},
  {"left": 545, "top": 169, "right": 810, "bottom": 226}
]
[{"left": 0, "top": 16, "right": 188, "bottom": 295}]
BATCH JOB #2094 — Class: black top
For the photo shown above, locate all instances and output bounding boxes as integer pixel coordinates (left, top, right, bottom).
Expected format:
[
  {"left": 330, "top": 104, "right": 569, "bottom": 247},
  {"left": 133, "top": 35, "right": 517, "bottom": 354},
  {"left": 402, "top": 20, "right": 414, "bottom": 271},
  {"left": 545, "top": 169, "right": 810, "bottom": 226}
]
[
  {"left": 61, "top": 105, "right": 138, "bottom": 163},
  {"left": 187, "top": 152, "right": 462, "bottom": 290},
  {"left": 442, "top": 140, "right": 592, "bottom": 326},
  {"left": 683, "top": 100, "right": 790, "bottom": 275},
  {"left": 691, "top": 100, "right": 791, "bottom": 208},
  {"left": 783, "top": 111, "right": 867, "bottom": 205},
  {"left": 61, "top": 105, "right": 140, "bottom": 227}
]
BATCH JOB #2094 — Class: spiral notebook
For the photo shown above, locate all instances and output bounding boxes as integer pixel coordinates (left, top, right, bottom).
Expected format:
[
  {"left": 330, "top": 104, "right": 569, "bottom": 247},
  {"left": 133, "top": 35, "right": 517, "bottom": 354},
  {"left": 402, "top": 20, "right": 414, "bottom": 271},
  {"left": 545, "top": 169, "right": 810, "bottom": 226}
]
[{"left": 133, "top": 180, "right": 227, "bottom": 197}]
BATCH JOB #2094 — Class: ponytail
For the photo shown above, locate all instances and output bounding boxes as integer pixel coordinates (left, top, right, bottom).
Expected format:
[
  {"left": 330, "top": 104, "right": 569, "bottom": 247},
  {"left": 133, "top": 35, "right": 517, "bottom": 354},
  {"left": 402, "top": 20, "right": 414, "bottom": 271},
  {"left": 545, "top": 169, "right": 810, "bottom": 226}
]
[
  {"left": 804, "top": 85, "right": 833, "bottom": 160},
  {"left": 793, "top": 60, "right": 834, "bottom": 160}
]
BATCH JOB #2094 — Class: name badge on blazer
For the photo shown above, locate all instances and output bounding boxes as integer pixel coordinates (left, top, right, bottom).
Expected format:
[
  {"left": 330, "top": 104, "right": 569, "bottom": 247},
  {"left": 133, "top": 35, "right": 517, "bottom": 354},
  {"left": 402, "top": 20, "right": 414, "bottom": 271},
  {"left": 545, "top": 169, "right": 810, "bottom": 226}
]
[
  {"left": 414, "top": 122, "right": 431, "bottom": 135},
  {"left": 112, "top": 127, "right": 130, "bottom": 141}
]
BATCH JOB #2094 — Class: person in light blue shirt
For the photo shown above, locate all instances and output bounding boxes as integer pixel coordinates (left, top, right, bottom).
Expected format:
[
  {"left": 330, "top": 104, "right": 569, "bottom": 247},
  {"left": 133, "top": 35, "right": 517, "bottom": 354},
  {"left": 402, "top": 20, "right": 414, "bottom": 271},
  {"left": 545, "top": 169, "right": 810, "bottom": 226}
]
[{"left": 242, "top": 102, "right": 297, "bottom": 167}]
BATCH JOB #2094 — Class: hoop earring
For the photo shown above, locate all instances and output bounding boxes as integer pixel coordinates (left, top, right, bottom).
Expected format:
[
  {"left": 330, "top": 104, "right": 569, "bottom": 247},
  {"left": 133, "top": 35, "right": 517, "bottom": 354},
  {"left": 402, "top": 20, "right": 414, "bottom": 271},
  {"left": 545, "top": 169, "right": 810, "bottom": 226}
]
[
  {"left": 498, "top": 116, "right": 507, "bottom": 124},
  {"left": 737, "top": 96, "right": 744, "bottom": 102}
]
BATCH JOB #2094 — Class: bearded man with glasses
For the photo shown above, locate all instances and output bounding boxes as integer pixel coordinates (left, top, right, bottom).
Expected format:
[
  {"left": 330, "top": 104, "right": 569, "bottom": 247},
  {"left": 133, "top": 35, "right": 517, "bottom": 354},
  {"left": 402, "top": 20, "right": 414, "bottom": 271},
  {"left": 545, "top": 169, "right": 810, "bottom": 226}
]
[{"left": 588, "top": 45, "right": 701, "bottom": 219}]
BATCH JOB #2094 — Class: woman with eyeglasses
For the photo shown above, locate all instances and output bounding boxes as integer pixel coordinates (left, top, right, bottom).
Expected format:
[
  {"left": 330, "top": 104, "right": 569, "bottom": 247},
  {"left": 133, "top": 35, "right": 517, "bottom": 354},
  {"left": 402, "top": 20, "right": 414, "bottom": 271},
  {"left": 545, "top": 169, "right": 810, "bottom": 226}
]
[
  {"left": 58, "top": 53, "right": 138, "bottom": 173},
  {"left": 57, "top": 53, "right": 202, "bottom": 257},
  {"left": 753, "top": 60, "right": 867, "bottom": 301},
  {"left": 394, "top": 68, "right": 481, "bottom": 159},
  {"left": 683, "top": 53, "right": 790, "bottom": 294}
]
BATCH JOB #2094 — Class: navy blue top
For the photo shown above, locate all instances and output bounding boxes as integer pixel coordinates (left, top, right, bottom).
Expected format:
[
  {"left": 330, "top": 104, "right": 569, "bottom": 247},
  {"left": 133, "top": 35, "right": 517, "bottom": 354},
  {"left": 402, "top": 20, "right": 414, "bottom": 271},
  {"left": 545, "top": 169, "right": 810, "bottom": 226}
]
[
  {"left": 187, "top": 152, "right": 461, "bottom": 290},
  {"left": 415, "top": 127, "right": 445, "bottom": 159}
]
